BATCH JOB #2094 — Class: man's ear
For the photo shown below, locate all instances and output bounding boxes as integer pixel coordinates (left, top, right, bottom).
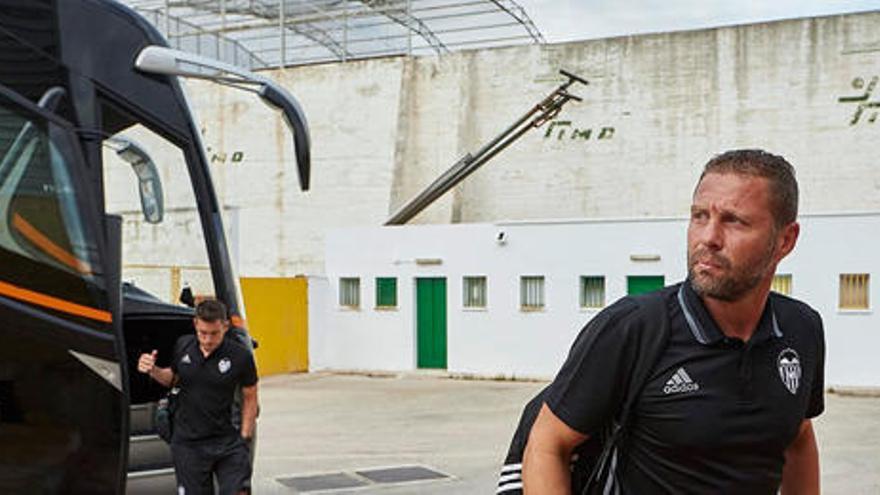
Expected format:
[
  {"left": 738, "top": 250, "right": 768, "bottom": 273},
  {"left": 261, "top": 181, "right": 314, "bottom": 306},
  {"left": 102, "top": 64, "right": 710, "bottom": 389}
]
[{"left": 776, "top": 221, "right": 800, "bottom": 261}]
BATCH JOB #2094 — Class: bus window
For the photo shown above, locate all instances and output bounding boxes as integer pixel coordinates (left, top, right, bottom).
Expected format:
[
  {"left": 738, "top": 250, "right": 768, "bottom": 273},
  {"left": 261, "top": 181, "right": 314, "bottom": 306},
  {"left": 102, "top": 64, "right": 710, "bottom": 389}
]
[
  {"left": 0, "top": 97, "right": 103, "bottom": 311},
  {"left": 102, "top": 119, "right": 217, "bottom": 305}
]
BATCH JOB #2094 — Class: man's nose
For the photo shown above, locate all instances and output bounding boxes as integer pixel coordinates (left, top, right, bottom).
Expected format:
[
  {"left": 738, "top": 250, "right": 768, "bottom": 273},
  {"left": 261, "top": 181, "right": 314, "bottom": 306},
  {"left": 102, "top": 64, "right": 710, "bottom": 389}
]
[{"left": 698, "top": 217, "right": 723, "bottom": 249}]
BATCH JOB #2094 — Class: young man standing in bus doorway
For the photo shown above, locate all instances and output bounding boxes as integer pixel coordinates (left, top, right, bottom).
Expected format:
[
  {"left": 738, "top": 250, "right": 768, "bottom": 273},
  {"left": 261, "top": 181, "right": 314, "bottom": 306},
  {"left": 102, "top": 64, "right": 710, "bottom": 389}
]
[{"left": 138, "top": 299, "right": 259, "bottom": 495}]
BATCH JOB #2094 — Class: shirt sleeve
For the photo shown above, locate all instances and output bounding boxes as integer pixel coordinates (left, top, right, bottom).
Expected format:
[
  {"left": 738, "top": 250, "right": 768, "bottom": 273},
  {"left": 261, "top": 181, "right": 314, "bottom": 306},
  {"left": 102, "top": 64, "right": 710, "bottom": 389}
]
[
  {"left": 239, "top": 350, "right": 258, "bottom": 387},
  {"left": 545, "top": 299, "right": 642, "bottom": 436},
  {"left": 169, "top": 335, "right": 190, "bottom": 374},
  {"left": 805, "top": 310, "right": 825, "bottom": 419}
]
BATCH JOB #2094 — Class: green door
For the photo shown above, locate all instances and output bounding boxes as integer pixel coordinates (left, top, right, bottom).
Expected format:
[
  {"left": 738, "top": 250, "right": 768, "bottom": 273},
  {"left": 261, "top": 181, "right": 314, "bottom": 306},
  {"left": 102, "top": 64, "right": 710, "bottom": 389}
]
[
  {"left": 627, "top": 275, "right": 665, "bottom": 295},
  {"left": 417, "top": 278, "right": 447, "bottom": 369}
]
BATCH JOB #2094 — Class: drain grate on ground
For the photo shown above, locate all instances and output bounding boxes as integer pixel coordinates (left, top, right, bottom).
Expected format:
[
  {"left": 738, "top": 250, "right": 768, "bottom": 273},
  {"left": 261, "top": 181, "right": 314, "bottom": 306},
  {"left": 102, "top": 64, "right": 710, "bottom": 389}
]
[
  {"left": 355, "top": 465, "right": 449, "bottom": 484},
  {"left": 276, "top": 465, "right": 452, "bottom": 492},
  {"left": 276, "top": 472, "right": 368, "bottom": 491}
]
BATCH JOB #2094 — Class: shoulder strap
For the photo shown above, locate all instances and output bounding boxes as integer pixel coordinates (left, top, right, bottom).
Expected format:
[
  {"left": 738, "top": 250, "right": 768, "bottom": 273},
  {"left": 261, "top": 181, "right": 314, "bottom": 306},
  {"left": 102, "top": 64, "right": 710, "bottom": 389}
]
[{"left": 582, "top": 292, "right": 670, "bottom": 495}]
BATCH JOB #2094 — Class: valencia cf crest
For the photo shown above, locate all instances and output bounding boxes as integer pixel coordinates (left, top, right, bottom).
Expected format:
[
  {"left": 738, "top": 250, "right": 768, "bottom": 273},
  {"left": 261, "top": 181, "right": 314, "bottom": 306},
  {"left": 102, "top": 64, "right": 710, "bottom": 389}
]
[
  {"left": 218, "top": 357, "right": 231, "bottom": 374},
  {"left": 777, "top": 348, "right": 801, "bottom": 395}
]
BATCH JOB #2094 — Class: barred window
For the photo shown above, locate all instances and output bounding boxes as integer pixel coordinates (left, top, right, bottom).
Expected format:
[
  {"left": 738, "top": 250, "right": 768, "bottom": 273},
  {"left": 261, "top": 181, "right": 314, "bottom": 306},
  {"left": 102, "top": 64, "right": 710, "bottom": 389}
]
[
  {"left": 463, "top": 276, "right": 487, "bottom": 308},
  {"left": 580, "top": 276, "right": 605, "bottom": 308},
  {"left": 520, "top": 276, "right": 545, "bottom": 310},
  {"left": 839, "top": 273, "right": 870, "bottom": 310},
  {"left": 339, "top": 277, "right": 360, "bottom": 308},
  {"left": 771, "top": 274, "right": 792, "bottom": 296},
  {"left": 376, "top": 277, "right": 397, "bottom": 308}
]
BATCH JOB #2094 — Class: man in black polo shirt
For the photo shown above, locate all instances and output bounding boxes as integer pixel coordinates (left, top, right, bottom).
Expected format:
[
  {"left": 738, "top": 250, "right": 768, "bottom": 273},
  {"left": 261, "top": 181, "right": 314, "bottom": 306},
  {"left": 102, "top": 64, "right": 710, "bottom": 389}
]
[
  {"left": 523, "top": 150, "right": 824, "bottom": 494},
  {"left": 137, "top": 299, "right": 259, "bottom": 495}
]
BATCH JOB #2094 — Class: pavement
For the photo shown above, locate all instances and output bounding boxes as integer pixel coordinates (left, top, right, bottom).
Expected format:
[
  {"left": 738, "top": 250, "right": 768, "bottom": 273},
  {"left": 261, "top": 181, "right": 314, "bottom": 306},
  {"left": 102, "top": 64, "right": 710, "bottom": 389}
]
[{"left": 252, "top": 372, "right": 880, "bottom": 494}]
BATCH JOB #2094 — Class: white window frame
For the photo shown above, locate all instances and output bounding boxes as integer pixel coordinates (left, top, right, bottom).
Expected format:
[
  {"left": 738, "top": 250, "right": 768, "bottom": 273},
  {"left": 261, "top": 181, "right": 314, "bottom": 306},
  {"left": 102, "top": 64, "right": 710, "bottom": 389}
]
[
  {"left": 339, "top": 277, "right": 360, "bottom": 309},
  {"left": 520, "top": 276, "right": 545, "bottom": 311},
  {"left": 463, "top": 276, "right": 487, "bottom": 309},
  {"left": 580, "top": 275, "right": 606, "bottom": 309},
  {"left": 839, "top": 273, "right": 870, "bottom": 311},
  {"left": 771, "top": 274, "right": 792, "bottom": 296}
]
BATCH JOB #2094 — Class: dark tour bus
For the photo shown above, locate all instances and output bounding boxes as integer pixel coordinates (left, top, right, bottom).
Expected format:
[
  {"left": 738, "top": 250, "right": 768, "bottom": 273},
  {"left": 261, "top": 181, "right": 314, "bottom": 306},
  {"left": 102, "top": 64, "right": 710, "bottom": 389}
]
[{"left": 0, "top": 0, "right": 309, "bottom": 492}]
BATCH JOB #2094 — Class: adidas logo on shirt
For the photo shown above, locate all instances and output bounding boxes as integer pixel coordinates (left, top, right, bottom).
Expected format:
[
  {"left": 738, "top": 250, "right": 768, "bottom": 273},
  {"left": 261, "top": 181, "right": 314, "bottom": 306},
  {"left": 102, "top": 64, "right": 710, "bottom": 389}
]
[{"left": 663, "top": 367, "right": 699, "bottom": 394}]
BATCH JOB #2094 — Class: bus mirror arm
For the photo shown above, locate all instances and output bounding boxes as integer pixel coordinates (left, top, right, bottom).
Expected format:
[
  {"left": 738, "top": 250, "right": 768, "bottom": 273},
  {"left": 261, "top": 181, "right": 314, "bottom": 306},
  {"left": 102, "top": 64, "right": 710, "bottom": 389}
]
[
  {"left": 258, "top": 84, "right": 310, "bottom": 191},
  {"left": 134, "top": 46, "right": 311, "bottom": 191}
]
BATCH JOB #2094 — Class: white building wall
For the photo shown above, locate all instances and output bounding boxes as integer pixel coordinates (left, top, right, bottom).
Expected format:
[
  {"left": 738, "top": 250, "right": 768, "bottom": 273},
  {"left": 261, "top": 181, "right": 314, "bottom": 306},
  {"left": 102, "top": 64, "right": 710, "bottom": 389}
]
[
  {"left": 105, "top": 11, "right": 880, "bottom": 279},
  {"left": 320, "top": 214, "right": 880, "bottom": 387}
]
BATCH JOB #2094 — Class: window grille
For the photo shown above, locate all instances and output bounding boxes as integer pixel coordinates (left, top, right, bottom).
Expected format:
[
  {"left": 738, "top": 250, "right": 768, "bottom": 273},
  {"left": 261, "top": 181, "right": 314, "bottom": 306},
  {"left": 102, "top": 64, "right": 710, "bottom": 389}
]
[
  {"left": 771, "top": 274, "right": 792, "bottom": 296},
  {"left": 463, "top": 276, "right": 487, "bottom": 308},
  {"left": 580, "top": 276, "right": 605, "bottom": 308},
  {"left": 520, "top": 276, "right": 545, "bottom": 310},
  {"left": 339, "top": 277, "right": 360, "bottom": 308},
  {"left": 839, "top": 273, "right": 870, "bottom": 310}
]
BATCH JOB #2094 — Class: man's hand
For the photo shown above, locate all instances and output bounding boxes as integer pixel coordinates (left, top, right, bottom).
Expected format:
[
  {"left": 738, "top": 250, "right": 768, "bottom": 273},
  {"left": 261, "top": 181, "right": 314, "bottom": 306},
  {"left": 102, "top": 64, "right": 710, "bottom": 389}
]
[
  {"left": 137, "top": 350, "right": 158, "bottom": 374},
  {"left": 138, "top": 350, "right": 175, "bottom": 387}
]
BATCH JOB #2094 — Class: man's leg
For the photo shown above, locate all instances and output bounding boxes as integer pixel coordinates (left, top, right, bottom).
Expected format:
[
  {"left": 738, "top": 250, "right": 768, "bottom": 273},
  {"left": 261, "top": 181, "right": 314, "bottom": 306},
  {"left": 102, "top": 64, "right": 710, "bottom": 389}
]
[
  {"left": 171, "top": 442, "right": 215, "bottom": 495},
  {"left": 214, "top": 436, "right": 252, "bottom": 495}
]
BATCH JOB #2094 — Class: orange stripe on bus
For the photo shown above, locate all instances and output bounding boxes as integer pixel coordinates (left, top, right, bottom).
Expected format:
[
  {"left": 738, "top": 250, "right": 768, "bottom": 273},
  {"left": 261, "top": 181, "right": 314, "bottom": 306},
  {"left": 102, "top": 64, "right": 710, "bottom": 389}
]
[
  {"left": 12, "top": 213, "right": 93, "bottom": 274},
  {"left": 0, "top": 279, "right": 112, "bottom": 323}
]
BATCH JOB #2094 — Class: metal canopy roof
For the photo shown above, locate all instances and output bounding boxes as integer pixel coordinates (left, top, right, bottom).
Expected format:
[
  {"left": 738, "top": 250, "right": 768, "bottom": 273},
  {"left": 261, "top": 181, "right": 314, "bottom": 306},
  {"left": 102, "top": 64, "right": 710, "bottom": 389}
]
[{"left": 121, "top": 0, "right": 545, "bottom": 69}]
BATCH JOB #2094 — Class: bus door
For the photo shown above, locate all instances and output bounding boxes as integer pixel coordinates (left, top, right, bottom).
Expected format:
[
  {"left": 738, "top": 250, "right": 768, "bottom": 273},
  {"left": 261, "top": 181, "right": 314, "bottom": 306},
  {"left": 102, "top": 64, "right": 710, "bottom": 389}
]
[{"left": 0, "top": 84, "right": 127, "bottom": 493}]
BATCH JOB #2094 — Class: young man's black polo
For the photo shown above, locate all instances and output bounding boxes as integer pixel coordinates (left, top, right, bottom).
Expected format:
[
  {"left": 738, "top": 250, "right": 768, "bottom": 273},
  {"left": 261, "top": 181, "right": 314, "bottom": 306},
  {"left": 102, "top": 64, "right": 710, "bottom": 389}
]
[
  {"left": 171, "top": 334, "right": 258, "bottom": 442},
  {"left": 545, "top": 280, "right": 825, "bottom": 494}
]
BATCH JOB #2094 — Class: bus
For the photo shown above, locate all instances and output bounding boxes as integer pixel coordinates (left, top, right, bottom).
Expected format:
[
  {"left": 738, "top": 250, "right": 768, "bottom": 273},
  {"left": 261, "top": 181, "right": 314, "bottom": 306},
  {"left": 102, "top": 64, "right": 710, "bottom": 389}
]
[{"left": 0, "top": 0, "right": 310, "bottom": 492}]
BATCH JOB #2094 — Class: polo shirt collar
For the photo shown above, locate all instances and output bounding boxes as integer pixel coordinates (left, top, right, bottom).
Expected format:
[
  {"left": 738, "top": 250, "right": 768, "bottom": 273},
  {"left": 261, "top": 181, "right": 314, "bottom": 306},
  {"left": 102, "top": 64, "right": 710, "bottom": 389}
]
[
  {"left": 677, "top": 279, "right": 783, "bottom": 345},
  {"left": 196, "top": 336, "right": 229, "bottom": 361}
]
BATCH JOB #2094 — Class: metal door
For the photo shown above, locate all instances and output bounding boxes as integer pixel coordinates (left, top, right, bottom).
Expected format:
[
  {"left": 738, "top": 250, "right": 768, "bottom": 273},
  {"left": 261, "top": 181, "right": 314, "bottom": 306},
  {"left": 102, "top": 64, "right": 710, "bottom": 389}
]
[{"left": 416, "top": 278, "right": 447, "bottom": 369}]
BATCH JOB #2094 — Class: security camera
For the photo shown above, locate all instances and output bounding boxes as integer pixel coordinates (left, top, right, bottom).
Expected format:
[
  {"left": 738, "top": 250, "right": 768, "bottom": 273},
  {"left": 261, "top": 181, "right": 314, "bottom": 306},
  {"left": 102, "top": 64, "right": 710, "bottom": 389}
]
[{"left": 496, "top": 230, "right": 507, "bottom": 245}]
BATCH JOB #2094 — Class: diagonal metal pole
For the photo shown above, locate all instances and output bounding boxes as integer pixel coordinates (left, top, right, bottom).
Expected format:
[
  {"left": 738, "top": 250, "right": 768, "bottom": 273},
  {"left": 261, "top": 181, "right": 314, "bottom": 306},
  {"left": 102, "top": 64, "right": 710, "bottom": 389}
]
[{"left": 385, "top": 70, "right": 588, "bottom": 226}]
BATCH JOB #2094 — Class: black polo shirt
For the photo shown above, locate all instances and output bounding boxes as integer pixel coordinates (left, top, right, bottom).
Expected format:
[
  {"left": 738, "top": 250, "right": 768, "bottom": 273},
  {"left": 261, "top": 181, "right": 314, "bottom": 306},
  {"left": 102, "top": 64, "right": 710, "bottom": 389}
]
[
  {"left": 170, "top": 334, "right": 258, "bottom": 443},
  {"left": 546, "top": 280, "right": 825, "bottom": 494}
]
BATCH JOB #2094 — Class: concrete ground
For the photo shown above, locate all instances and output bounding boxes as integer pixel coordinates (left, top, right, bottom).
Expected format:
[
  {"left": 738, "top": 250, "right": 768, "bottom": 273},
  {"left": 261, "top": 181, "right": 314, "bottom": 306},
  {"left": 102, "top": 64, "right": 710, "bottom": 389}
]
[{"left": 253, "top": 372, "right": 879, "bottom": 494}]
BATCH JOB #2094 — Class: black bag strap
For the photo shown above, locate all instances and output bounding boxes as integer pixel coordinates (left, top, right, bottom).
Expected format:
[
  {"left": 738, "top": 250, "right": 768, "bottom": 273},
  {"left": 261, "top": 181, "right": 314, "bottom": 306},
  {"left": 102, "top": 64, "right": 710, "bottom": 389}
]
[
  {"left": 497, "top": 292, "right": 671, "bottom": 495},
  {"left": 581, "top": 292, "right": 671, "bottom": 494}
]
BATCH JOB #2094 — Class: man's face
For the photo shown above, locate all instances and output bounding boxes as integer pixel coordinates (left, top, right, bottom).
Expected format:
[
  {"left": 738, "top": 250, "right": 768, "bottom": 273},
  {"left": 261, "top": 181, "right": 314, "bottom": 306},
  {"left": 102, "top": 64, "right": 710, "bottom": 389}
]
[
  {"left": 687, "top": 172, "right": 795, "bottom": 301},
  {"left": 194, "top": 317, "right": 228, "bottom": 354}
]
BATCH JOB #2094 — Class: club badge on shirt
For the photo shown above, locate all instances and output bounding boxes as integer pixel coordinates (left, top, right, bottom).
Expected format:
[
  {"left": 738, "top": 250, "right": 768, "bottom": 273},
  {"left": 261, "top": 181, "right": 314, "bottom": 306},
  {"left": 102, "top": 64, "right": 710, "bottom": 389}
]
[
  {"left": 778, "top": 348, "right": 801, "bottom": 395},
  {"left": 218, "top": 357, "right": 232, "bottom": 374},
  {"left": 181, "top": 354, "right": 191, "bottom": 365}
]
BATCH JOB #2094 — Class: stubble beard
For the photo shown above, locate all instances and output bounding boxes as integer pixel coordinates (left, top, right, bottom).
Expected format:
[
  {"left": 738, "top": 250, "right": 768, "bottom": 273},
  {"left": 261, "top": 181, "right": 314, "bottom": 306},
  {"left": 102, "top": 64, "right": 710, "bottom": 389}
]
[{"left": 688, "top": 237, "right": 777, "bottom": 302}]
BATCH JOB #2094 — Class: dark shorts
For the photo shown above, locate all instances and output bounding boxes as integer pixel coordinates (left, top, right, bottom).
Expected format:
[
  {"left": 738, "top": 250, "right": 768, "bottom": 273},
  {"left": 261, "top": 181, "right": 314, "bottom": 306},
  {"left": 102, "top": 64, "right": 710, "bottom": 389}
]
[{"left": 171, "top": 435, "right": 252, "bottom": 495}]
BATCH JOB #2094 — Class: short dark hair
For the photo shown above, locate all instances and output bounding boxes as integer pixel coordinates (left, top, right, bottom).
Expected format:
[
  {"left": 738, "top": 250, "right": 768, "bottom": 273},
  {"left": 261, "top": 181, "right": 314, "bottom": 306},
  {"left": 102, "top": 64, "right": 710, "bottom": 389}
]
[
  {"left": 195, "top": 299, "right": 228, "bottom": 323},
  {"left": 698, "top": 149, "right": 799, "bottom": 227}
]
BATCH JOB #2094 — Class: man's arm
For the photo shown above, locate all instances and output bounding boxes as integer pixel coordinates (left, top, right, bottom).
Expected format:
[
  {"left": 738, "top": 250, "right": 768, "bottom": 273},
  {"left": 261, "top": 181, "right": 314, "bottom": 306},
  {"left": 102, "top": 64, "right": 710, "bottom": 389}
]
[
  {"left": 239, "top": 384, "right": 258, "bottom": 440},
  {"left": 781, "top": 419, "right": 820, "bottom": 495},
  {"left": 522, "top": 403, "right": 588, "bottom": 495},
  {"left": 137, "top": 350, "right": 175, "bottom": 387}
]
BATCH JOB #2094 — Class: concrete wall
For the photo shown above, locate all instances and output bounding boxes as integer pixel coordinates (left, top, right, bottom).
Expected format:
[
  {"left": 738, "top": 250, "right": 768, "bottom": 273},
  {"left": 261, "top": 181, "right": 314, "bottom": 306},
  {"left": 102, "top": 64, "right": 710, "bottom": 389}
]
[
  {"left": 155, "top": 10, "right": 880, "bottom": 277},
  {"left": 318, "top": 214, "right": 880, "bottom": 387}
]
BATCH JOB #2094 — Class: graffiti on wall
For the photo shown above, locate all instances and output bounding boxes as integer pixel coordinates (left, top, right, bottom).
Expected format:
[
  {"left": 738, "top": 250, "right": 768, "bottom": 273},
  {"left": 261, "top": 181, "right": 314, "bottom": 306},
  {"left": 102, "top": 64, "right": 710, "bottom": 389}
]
[
  {"left": 205, "top": 146, "right": 245, "bottom": 164},
  {"left": 543, "top": 120, "right": 616, "bottom": 141},
  {"left": 838, "top": 76, "right": 880, "bottom": 125},
  {"left": 200, "top": 125, "right": 246, "bottom": 164}
]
